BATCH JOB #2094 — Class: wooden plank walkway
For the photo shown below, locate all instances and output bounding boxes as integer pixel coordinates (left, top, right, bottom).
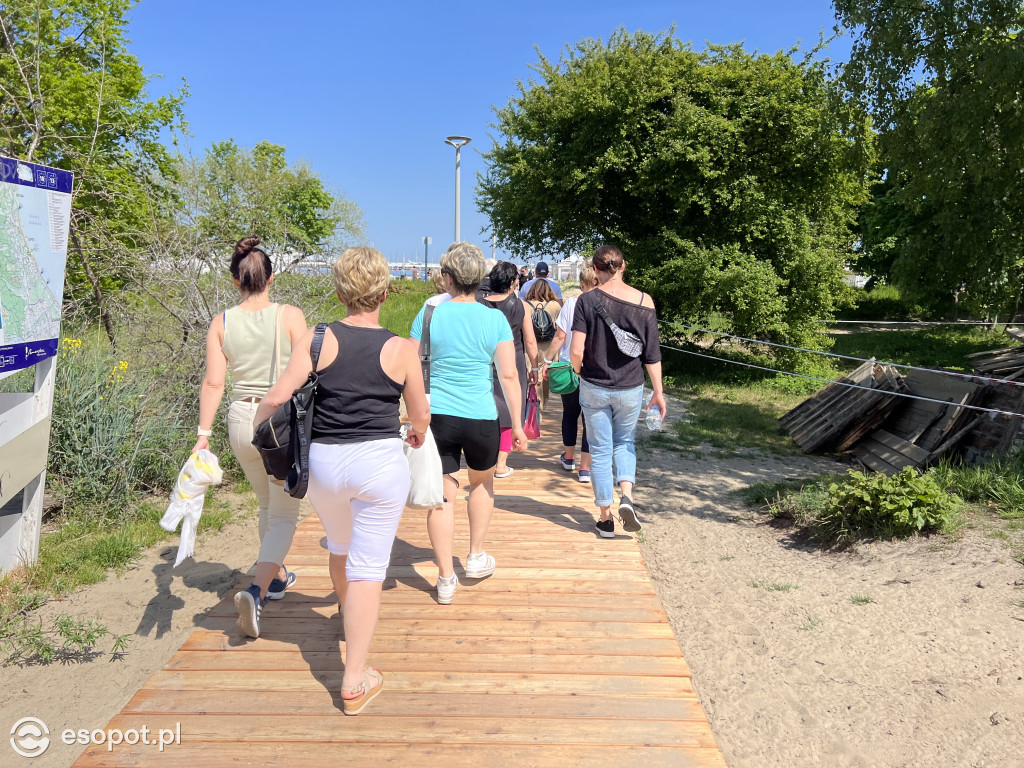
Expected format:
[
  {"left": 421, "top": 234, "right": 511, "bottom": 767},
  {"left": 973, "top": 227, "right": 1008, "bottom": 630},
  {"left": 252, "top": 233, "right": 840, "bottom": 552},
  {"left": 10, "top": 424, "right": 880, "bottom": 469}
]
[{"left": 73, "top": 407, "right": 725, "bottom": 767}]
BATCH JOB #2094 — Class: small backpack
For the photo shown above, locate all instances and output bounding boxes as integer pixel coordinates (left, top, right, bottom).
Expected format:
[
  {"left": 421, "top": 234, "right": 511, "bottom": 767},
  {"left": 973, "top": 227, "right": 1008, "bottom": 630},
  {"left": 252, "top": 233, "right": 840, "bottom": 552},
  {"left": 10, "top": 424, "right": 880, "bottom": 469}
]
[{"left": 529, "top": 301, "right": 555, "bottom": 342}]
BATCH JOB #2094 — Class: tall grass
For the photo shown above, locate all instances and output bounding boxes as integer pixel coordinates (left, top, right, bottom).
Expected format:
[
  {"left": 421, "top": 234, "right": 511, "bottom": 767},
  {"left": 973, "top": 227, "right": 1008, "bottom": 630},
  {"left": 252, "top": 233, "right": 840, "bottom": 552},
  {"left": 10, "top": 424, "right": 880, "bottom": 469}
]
[
  {"left": 933, "top": 453, "right": 1024, "bottom": 520},
  {"left": 47, "top": 337, "right": 193, "bottom": 516}
]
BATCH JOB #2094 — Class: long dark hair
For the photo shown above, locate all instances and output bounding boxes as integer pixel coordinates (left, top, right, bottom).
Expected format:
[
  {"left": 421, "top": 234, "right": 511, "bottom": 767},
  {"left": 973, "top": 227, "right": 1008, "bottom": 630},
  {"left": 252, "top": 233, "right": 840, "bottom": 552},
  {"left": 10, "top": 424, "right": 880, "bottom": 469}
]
[{"left": 230, "top": 236, "right": 272, "bottom": 295}]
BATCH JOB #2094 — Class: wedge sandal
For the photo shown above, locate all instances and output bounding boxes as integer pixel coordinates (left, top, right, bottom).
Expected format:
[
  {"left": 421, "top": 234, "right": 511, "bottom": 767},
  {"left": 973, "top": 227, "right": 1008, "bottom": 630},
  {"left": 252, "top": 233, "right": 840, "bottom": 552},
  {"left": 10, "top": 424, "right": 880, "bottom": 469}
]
[{"left": 341, "top": 667, "right": 383, "bottom": 715}]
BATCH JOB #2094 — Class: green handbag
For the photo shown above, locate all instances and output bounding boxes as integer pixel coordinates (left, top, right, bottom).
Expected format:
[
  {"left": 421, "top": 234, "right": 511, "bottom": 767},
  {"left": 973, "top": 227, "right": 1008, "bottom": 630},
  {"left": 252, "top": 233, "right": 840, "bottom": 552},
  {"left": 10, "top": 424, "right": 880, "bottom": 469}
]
[{"left": 547, "top": 361, "right": 579, "bottom": 395}]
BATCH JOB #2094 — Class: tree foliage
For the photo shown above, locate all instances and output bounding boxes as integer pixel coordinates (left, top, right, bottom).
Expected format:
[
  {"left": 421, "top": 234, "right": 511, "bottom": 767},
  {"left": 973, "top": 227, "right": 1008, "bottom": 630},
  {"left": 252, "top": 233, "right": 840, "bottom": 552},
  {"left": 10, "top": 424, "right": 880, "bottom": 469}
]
[
  {"left": 836, "top": 0, "right": 1024, "bottom": 318},
  {"left": 128, "top": 140, "right": 365, "bottom": 368},
  {"left": 479, "top": 30, "right": 873, "bottom": 354},
  {"left": 182, "top": 140, "right": 364, "bottom": 272},
  {"left": 0, "top": 0, "right": 186, "bottom": 342}
]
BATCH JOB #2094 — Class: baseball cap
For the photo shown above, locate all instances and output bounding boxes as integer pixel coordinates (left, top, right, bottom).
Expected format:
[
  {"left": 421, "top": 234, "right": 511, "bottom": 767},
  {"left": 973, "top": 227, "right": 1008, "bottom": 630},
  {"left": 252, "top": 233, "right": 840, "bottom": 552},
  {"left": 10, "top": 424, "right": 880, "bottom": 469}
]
[{"left": 535, "top": 261, "right": 549, "bottom": 275}]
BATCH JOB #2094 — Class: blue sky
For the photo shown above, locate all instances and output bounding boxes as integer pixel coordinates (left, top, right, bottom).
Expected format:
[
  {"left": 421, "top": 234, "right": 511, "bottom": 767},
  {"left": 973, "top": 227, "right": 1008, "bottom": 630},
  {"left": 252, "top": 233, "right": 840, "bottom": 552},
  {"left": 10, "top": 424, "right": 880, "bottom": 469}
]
[{"left": 127, "top": 1, "right": 851, "bottom": 265}]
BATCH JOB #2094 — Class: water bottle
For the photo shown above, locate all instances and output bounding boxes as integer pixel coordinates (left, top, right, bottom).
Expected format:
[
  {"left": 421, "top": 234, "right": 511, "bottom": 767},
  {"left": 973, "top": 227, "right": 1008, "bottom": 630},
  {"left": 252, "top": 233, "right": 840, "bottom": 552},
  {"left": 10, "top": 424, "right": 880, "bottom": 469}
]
[{"left": 646, "top": 403, "right": 663, "bottom": 431}]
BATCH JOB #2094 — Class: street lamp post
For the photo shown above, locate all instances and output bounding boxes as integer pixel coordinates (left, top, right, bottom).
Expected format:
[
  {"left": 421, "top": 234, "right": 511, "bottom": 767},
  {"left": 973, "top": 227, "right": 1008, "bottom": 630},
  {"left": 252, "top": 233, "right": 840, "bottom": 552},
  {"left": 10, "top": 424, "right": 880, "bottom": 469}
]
[{"left": 445, "top": 136, "right": 471, "bottom": 242}]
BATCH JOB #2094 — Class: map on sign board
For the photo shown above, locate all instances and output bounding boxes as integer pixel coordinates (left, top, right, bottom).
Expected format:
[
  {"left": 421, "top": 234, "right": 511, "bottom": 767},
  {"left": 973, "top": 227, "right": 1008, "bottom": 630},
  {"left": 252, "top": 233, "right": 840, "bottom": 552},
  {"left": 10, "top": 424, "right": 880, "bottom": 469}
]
[{"left": 0, "top": 157, "right": 73, "bottom": 380}]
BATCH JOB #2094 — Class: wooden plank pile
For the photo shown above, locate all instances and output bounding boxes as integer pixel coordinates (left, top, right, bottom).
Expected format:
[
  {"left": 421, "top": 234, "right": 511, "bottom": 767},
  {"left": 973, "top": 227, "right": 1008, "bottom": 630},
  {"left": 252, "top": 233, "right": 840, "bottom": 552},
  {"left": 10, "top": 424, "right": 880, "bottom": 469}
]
[
  {"left": 853, "top": 369, "right": 983, "bottom": 474},
  {"left": 783, "top": 356, "right": 1024, "bottom": 473},
  {"left": 965, "top": 344, "right": 1024, "bottom": 380},
  {"left": 779, "top": 360, "right": 909, "bottom": 453}
]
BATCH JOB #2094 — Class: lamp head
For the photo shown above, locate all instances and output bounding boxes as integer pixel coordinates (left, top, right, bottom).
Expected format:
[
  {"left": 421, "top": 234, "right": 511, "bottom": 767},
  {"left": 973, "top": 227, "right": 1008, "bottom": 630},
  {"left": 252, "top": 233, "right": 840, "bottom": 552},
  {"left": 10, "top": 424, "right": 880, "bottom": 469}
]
[{"left": 445, "top": 135, "right": 472, "bottom": 149}]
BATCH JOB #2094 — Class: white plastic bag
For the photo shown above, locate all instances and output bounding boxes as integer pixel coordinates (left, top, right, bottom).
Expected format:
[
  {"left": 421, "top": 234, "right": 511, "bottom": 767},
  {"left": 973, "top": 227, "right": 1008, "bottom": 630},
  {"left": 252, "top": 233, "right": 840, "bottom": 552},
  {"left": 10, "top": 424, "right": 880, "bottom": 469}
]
[
  {"left": 401, "top": 425, "right": 444, "bottom": 510},
  {"left": 160, "top": 449, "right": 224, "bottom": 566}
]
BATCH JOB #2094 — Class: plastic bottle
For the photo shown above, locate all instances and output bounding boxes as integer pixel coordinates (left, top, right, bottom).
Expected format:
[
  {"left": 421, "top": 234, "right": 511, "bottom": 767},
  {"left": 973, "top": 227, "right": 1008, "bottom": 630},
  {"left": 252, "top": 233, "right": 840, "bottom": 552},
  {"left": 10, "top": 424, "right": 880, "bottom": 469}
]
[{"left": 646, "top": 403, "right": 663, "bottom": 431}]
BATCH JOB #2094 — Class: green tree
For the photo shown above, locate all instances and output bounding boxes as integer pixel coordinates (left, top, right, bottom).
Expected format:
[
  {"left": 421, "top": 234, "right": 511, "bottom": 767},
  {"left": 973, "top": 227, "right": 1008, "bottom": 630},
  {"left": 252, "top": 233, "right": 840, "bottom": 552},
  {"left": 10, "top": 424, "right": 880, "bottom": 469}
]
[
  {"left": 479, "top": 30, "right": 873, "bottom": 356},
  {"left": 0, "top": 0, "right": 186, "bottom": 343},
  {"left": 836, "top": 0, "right": 1024, "bottom": 319},
  {"left": 131, "top": 140, "right": 365, "bottom": 363},
  {"left": 185, "top": 139, "right": 364, "bottom": 272}
]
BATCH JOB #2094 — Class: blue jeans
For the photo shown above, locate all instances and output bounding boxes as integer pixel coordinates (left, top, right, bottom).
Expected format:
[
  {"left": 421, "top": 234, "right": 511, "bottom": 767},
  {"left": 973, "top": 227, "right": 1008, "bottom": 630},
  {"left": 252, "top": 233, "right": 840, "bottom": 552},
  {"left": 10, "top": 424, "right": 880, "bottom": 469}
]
[{"left": 578, "top": 380, "right": 644, "bottom": 507}]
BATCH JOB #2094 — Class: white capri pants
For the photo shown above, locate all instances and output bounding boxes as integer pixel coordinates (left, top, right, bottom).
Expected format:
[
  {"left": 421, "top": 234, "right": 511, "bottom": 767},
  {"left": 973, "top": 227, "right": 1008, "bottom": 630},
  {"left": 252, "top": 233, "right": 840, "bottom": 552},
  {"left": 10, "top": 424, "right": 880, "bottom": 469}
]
[{"left": 306, "top": 438, "right": 409, "bottom": 582}]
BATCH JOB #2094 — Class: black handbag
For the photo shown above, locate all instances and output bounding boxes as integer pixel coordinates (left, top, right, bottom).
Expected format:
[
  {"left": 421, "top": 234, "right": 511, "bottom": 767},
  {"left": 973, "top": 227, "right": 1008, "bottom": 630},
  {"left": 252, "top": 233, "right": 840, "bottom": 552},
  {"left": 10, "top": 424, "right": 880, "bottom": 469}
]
[{"left": 252, "top": 323, "right": 327, "bottom": 499}]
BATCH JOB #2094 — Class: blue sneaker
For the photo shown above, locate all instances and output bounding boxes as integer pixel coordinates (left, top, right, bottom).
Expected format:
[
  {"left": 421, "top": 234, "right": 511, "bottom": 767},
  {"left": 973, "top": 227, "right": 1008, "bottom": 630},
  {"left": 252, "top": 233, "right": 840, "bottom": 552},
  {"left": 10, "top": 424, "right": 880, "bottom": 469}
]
[
  {"left": 234, "top": 584, "right": 264, "bottom": 638},
  {"left": 578, "top": 470, "right": 591, "bottom": 483},
  {"left": 559, "top": 453, "right": 575, "bottom": 471},
  {"left": 266, "top": 571, "right": 296, "bottom": 600}
]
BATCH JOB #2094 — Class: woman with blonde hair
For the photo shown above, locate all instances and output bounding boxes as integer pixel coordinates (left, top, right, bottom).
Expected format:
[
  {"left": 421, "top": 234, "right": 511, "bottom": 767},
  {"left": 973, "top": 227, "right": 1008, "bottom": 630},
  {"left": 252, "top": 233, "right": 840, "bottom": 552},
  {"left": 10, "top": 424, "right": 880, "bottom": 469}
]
[
  {"left": 255, "top": 246, "right": 429, "bottom": 715},
  {"left": 409, "top": 243, "right": 528, "bottom": 605},
  {"left": 570, "top": 246, "right": 666, "bottom": 538},
  {"left": 194, "top": 236, "right": 307, "bottom": 629}
]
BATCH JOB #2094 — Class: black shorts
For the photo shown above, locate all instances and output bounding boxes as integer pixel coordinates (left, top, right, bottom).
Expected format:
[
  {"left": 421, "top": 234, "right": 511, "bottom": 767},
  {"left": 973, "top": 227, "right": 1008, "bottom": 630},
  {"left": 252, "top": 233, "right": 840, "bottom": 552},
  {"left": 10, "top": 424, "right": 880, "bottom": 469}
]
[{"left": 431, "top": 414, "right": 500, "bottom": 475}]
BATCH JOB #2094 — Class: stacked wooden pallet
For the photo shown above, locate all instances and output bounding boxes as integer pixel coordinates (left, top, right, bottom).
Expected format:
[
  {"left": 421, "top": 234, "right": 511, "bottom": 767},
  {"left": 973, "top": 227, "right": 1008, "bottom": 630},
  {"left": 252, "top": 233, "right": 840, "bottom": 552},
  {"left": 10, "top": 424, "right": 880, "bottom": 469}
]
[
  {"left": 782, "top": 346, "right": 1024, "bottom": 473},
  {"left": 779, "top": 360, "right": 909, "bottom": 453},
  {"left": 853, "top": 369, "right": 984, "bottom": 474},
  {"left": 966, "top": 344, "right": 1024, "bottom": 380}
]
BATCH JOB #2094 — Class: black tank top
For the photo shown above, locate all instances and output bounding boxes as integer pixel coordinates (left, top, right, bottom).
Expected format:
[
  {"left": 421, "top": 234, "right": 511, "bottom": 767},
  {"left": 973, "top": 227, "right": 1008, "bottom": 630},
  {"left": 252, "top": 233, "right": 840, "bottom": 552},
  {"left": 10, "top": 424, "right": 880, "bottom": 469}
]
[{"left": 311, "top": 322, "right": 404, "bottom": 445}]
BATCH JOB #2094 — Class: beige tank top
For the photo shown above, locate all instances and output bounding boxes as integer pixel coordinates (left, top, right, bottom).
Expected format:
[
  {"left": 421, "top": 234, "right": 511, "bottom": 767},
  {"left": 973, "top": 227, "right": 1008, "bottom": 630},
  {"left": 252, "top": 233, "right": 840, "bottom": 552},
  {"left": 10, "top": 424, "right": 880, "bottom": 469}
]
[{"left": 222, "top": 303, "right": 292, "bottom": 400}]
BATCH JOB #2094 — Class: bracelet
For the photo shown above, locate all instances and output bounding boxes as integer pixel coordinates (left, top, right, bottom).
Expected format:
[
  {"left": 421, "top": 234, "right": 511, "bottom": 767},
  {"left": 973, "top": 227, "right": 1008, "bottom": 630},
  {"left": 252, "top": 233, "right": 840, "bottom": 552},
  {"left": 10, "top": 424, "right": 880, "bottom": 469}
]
[{"left": 196, "top": 427, "right": 212, "bottom": 437}]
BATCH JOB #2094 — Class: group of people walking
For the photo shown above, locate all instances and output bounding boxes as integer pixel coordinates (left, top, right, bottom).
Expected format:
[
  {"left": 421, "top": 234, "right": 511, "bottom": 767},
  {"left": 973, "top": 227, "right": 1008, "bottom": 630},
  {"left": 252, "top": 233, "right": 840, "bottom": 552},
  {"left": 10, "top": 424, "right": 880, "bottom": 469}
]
[{"left": 194, "top": 237, "right": 665, "bottom": 715}]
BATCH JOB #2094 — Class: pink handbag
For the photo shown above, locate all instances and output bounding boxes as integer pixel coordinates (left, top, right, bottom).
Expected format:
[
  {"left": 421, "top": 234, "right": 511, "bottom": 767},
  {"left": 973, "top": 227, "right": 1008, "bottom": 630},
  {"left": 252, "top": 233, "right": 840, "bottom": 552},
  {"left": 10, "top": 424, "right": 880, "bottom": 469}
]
[{"left": 524, "top": 384, "right": 541, "bottom": 439}]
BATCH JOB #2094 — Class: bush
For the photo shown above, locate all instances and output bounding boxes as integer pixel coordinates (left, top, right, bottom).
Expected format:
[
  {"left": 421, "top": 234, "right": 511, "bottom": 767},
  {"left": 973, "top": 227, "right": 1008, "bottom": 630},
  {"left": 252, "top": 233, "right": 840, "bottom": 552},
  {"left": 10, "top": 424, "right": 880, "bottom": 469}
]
[
  {"left": 816, "top": 468, "right": 958, "bottom": 543},
  {"left": 744, "top": 468, "right": 961, "bottom": 544},
  {"left": 48, "top": 337, "right": 193, "bottom": 517}
]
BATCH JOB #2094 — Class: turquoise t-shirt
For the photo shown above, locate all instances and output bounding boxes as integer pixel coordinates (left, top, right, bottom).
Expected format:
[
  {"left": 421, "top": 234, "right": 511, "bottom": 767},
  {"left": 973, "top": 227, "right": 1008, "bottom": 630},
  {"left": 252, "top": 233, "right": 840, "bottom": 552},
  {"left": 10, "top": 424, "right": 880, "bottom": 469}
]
[{"left": 410, "top": 300, "right": 513, "bottom": 420}]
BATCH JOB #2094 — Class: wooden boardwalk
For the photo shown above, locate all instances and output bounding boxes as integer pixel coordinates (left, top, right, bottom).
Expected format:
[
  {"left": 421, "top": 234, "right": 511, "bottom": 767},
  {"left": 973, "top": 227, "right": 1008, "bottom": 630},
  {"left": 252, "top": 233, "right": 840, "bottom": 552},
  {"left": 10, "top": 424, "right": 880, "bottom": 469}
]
[{"left": 73, "top": 413, "right": 725, "bottom": 767}]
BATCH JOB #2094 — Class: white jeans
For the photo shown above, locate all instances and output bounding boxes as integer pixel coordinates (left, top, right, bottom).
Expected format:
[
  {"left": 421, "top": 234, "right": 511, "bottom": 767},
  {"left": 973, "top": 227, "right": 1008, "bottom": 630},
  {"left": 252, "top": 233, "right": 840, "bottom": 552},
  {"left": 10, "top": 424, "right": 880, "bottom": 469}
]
[
  {"left": 227, "top": 399, "right": 302, "bottom": 566},
  {"left": 307, "top": 439, "right": 409, "bottom": 582}
]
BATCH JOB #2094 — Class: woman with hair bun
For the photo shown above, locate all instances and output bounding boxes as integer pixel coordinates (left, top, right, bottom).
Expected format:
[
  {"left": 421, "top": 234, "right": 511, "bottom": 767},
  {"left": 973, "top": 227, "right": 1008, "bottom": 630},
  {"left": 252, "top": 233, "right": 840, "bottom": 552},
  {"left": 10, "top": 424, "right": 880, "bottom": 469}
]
[
  {"left": 193, "top": 236, "right": 308, "bottom": 637},
  {"left": 569, "top": 245, "right": 666, "bottom": 539}
]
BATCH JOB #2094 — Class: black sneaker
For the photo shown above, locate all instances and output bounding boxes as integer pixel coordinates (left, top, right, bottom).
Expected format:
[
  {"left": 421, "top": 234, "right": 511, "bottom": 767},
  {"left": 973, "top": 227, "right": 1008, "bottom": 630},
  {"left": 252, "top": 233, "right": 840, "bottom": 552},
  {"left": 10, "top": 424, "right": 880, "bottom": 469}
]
[
  {"left": 234, "top": 584, "right": 264, "bottom": 639},
  {"left": 619, "top": 496, "right": 642, "bottom": 533},
  {"left": 596, "top": 519, "right": 615, "bottom": 538},
  {"left": 266, "top": 571, "right": 296, "bottom": 600}
]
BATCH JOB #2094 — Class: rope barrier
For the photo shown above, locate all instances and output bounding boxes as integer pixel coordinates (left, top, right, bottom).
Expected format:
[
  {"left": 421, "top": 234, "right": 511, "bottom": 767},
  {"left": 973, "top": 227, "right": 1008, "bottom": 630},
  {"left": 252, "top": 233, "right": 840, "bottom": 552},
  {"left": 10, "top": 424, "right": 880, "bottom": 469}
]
[
  {"left": 660, "top": 320, "right": 1024, "bottom": 389},
  {"left": 823, "top": 319, "right": 1007, "bottom": 325},
  {"left": 657, "top": 341, "right": 1024, "bottom": 419}
]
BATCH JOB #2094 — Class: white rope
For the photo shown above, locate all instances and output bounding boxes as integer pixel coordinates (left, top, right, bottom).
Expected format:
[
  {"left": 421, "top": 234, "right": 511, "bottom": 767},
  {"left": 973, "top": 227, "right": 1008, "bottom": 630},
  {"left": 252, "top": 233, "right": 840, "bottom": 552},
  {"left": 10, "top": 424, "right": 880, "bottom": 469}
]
[
  {"left": 826, "top": 320, "right": 1013, "bottom": 326},
  {"left": 657, "top": 341, "right": 1024, "bottom": 419},
  {"left": 660, "top": 320, "right": 1024, "bottom": 389}
]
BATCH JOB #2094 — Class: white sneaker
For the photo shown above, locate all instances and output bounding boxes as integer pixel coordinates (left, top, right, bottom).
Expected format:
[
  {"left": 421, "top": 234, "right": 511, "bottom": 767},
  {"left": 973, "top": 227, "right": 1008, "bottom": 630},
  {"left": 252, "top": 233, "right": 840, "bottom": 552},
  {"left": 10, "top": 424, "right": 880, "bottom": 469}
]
[
  {"left": 436, "top": 574, "right": 459, "bottom": 605},
  {"left": 464, "top": 552, "right": 496, "bottom": 579}
]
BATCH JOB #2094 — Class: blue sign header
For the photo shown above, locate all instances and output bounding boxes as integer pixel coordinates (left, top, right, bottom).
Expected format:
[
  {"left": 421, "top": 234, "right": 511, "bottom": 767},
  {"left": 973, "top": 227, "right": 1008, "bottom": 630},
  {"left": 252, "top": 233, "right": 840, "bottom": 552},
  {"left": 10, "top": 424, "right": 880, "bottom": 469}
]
[{"left": 0, "top": 156, "right": 74, "bottom": 194}]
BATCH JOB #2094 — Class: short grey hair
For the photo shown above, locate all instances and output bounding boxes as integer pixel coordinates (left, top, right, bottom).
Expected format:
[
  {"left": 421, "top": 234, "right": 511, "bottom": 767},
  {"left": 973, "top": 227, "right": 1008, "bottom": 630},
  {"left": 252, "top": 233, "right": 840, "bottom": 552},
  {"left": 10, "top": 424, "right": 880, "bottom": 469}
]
[{"left": 441, "top": 242, "right": 486, "bottom": 294}]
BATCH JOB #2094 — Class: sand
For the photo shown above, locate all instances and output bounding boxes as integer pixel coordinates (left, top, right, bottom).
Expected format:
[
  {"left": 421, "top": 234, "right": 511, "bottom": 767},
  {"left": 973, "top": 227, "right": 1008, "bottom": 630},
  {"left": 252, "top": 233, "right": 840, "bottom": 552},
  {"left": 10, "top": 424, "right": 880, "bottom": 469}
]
[
  {"left": 0, "top": 495, "right": 312, "bottom": 768},
  {"left": 635, "top": 401, "right": 1024, "bottom": 768},
  {"left": 2, "top": 403, "right": 1023, "bottom": 767}
]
